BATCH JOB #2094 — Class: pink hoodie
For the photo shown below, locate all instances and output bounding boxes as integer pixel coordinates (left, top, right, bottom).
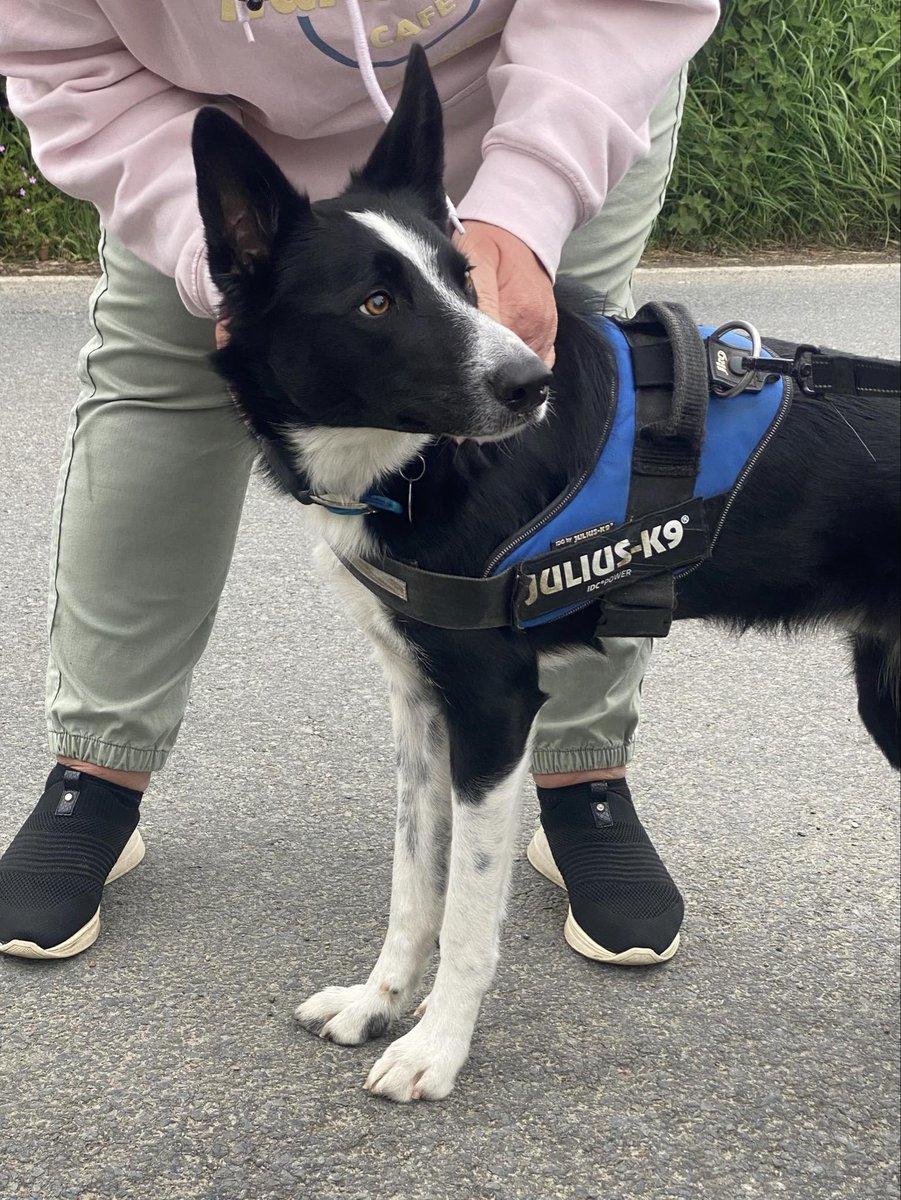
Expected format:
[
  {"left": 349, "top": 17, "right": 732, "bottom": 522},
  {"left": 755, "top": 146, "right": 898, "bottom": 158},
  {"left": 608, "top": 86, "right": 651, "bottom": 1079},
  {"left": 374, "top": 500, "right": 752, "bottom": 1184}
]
[{"left": 1, "top": 1, "right": 719, "bottom": 319}]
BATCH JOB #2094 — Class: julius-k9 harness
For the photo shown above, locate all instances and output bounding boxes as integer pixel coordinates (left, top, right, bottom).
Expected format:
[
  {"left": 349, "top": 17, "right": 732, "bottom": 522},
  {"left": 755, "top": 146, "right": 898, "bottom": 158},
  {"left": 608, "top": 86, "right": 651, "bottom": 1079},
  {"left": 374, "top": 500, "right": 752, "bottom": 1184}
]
[{"left": 264, "top": 301, "right": 900, "bottom": 641}]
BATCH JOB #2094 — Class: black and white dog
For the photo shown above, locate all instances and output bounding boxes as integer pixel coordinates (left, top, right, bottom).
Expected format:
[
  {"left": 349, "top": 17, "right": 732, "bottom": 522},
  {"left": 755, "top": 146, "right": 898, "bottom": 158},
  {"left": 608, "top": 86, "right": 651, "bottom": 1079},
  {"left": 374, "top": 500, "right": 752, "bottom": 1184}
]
[{"left": 192, "top": 47, "right": 900, "bottom": 1102}]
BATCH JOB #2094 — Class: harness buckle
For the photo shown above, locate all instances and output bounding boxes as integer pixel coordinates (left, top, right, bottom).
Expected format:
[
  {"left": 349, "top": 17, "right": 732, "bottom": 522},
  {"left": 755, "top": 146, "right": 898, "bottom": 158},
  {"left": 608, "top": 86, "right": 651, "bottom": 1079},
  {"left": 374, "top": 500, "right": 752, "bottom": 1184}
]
[
  {"left": 591, "top": 573, "right": 677, "bottom": 641},
  {"left": 790, "top": 344, "right": 821, "bottom": 397},
  {"left": 739, "top": 343, "right": 821, "bottom": 397},
  {"left": 707, "top": 320, "right": 764, "bottom": 397},
  {"left": 592, "top": 602, "right": 673, "bottom": 641}
]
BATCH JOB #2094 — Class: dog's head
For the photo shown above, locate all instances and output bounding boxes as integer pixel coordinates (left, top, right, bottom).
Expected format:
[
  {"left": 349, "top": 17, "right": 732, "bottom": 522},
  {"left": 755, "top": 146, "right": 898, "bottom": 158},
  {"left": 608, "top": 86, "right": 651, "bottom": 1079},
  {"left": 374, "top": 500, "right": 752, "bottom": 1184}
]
[{"left": 191, "top": 45, "right": 552, "bottom": 447}]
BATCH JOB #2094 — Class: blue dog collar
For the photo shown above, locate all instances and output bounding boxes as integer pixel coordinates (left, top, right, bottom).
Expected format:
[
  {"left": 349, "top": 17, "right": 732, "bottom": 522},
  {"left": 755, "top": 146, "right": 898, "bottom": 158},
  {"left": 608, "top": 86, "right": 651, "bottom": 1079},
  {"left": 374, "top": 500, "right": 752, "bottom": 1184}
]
[{"left": 323, "top": 492, "right": 404, "bottom": 517}]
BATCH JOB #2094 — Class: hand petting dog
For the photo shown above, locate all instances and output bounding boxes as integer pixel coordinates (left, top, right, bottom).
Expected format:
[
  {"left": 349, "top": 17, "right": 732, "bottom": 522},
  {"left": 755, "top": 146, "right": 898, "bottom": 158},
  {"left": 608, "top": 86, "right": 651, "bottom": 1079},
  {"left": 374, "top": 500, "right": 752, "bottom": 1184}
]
[{"left": 454, "top": 220, "right": 558, "bottom": 368}]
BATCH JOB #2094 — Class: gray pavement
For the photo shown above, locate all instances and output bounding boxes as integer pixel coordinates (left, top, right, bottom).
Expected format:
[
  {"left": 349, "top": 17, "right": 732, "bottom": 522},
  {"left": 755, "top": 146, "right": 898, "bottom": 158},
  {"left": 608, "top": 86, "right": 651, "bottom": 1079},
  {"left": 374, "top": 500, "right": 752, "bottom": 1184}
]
[{"left": 0, "top": 265, "right": 898, "bottom": 1200}]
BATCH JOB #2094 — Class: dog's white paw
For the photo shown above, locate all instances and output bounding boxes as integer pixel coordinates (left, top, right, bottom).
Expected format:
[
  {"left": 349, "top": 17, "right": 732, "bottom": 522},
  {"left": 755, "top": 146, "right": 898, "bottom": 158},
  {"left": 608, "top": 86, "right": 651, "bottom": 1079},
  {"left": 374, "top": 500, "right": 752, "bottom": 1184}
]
[
  {"left": 363, "top": 1023, "right": 469, "bottom": 1102},
  {"left": 295, "top": 983, "right": 405, "bottom": 1045}
]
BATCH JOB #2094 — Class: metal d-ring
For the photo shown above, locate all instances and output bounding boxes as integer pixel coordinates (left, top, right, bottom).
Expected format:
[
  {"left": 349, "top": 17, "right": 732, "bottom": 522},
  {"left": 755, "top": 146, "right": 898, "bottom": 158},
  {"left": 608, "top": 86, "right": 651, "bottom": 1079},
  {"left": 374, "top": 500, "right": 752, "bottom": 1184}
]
[
  {"left": 708, "top": 320, "right": 763, "bottom": 398},
  {"left": 399, "top": 454, "right": 427, "bottom": 523}
]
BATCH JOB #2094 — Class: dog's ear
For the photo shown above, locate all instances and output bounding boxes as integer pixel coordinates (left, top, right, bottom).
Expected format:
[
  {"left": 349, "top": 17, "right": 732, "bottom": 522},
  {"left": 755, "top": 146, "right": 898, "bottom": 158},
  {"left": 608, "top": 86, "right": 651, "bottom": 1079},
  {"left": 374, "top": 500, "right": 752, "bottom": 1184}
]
[
  {"left": 192, "top": 107, "right": 310, "bottom": 289},
  {"left": 351, "top": 44, "right": 446, "bottom": 224}
]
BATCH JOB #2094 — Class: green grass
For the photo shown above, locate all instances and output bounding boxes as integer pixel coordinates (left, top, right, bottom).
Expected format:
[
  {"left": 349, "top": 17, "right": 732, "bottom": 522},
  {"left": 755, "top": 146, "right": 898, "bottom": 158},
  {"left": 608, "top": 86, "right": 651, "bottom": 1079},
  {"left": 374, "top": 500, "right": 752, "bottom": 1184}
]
[
  {"left": 0, "top": 116, "right": 100, "bottom": 261},
  {"left": 2, "top": 0, "right": 899, "bottom": 261},
  {"left": 652, "top": 0, "right": 900, "bottom": 250}
]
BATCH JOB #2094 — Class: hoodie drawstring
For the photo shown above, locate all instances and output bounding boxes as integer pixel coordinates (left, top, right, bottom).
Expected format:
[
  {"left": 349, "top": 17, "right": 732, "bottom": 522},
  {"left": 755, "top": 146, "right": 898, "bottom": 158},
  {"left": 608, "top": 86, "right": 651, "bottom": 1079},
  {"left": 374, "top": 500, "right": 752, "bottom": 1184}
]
[
  {"left": 237, "top": 0, "right": 465, "bottom": 234},
  {"left": 236, "top": 2, "right": 256, "bottom": 43},
  {"left": 345, "top": 0, "right": 395, "bottom": 125}
]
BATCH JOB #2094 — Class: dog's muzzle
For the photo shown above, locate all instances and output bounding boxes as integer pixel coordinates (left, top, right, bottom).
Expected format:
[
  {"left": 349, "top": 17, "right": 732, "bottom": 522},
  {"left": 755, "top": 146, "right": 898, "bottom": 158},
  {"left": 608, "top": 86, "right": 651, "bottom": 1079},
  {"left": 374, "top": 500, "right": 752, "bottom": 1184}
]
[{"left": 490, "top": 362, "right": 554, "bottom": 414}]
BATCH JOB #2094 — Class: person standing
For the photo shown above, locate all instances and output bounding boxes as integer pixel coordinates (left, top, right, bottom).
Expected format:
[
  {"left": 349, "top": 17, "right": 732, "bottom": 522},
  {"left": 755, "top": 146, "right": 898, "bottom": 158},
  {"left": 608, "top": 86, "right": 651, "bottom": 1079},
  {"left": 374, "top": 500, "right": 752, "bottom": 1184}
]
[{"left": 0, "top": 0, "right": 719, "bottom": 961}]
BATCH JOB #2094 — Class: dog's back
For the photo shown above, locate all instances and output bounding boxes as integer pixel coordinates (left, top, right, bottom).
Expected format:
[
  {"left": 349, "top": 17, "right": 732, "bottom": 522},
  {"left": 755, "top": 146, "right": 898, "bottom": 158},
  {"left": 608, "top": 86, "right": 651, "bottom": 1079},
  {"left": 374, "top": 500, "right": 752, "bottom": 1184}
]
[{"left": 671, "top": 374, "right": 900, "bottom": 765}]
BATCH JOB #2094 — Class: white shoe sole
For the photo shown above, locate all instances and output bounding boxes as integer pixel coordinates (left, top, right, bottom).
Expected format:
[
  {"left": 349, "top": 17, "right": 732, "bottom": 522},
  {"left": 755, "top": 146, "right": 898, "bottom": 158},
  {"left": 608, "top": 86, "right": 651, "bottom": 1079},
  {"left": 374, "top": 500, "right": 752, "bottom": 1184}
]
[
  {"left": 526, "top": 827, "right": 680, "bottom": 966},
  {"left": 0, "top": 829, "right": 145, "bottom": 961}
]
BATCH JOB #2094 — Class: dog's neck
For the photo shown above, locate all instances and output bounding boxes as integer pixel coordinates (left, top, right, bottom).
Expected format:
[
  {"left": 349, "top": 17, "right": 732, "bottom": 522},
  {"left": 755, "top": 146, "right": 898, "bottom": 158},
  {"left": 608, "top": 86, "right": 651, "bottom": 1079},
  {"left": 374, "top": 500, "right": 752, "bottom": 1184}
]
[
  {"left": 285, "top": 425, "right": 429, "bottom": 498},
  {"left": 284, "top": 424, "right": 429, "bottom": 554}
]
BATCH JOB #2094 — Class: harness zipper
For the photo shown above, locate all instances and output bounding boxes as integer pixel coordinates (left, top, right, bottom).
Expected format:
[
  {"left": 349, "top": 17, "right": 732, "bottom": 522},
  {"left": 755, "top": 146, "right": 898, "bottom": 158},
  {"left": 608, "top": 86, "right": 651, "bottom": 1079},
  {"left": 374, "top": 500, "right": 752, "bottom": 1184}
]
[
  {"left": 480, "top": 460, "right": 597, "bottom": 577},
  {"left": 676, "top": 378, "right": 794, "bottom": 581}
]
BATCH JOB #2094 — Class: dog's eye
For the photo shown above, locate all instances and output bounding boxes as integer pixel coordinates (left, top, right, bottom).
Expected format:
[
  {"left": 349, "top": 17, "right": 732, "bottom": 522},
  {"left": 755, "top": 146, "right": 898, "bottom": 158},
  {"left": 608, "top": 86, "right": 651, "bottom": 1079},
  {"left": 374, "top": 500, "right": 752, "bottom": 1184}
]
[
  {"left": 464, "top": 270, "right": 478, "bottom": 301},
  {"left": 360, "top": 291, "right": 393, "bottom": 317}
]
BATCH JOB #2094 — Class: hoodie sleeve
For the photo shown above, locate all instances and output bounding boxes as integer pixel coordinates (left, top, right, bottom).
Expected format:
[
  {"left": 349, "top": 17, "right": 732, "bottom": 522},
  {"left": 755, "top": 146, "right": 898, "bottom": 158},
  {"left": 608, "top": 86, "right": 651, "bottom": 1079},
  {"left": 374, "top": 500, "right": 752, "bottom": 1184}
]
[
  {"left": 454, "top": 0, "right": 721, "bottom": 278},
  {"left": 1, "top": 4, "right": 228, "bottom": 318}
]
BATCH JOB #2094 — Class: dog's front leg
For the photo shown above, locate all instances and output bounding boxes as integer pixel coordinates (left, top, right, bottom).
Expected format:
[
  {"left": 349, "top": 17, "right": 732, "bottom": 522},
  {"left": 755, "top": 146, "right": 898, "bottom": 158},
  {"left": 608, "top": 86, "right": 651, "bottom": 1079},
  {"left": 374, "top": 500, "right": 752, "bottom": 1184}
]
[
  {"left": 364, "top": 645, "right": 544, "bottom": 1102},
  {"left": 296, "top": 641, "right": 451, "bottom": 1044}
]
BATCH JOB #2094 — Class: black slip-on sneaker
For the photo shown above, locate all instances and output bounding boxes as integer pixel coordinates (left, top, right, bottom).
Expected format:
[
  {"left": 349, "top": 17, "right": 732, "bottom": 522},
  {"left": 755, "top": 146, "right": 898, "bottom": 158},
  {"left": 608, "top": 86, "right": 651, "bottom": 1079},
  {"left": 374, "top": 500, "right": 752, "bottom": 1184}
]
[
  {"left": 528, "top": 779, "right": 683, "bottom": 965},
  {"left": 0, "top": 766, "right": 144, "bottom": 960}
]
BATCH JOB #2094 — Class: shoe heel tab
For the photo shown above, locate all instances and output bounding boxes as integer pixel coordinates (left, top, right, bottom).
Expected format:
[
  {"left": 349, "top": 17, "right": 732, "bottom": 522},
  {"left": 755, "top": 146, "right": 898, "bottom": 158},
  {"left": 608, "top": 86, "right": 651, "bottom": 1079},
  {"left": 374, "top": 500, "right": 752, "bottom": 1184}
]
[
  {"left": 56, "top": 774, "right": 81, "bottom": 815},
  {"left": 589, "top": 782, "right": 613, "bottom": 828}
]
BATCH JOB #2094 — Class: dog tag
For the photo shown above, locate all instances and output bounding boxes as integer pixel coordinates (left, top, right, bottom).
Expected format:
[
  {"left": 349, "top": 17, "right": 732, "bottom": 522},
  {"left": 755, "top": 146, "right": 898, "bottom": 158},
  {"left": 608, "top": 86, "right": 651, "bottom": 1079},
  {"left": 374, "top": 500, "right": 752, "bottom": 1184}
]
[{"left": 400, "top": 455, "right": 426, "bottom": 524}]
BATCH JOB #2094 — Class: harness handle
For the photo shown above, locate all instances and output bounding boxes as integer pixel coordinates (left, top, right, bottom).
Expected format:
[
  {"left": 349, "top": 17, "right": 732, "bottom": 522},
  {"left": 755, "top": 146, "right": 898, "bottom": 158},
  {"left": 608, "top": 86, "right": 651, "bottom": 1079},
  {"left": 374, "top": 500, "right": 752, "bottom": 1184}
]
[{"left": 626, "top": 301, "right": 710, "bottom": 480}]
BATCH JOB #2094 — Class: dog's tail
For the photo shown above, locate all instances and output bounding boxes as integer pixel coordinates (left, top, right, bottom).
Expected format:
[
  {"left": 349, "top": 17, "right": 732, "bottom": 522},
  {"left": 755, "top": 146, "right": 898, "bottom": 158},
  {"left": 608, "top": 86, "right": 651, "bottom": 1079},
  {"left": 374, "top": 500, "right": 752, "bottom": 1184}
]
[{"left": 852, "top": 632, "right": 901, "bottom": 769}]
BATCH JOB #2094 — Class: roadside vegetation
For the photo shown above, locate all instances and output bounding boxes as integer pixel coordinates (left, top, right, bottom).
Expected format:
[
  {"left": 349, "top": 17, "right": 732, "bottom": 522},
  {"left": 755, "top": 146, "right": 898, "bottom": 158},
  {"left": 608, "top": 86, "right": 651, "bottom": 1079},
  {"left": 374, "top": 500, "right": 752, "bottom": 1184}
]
[
  {"left": 1, "top": 0, "right": 898, "bottom": 263},
  {"left": 657, "top": 0, "right": 900, "bottom": 251}
]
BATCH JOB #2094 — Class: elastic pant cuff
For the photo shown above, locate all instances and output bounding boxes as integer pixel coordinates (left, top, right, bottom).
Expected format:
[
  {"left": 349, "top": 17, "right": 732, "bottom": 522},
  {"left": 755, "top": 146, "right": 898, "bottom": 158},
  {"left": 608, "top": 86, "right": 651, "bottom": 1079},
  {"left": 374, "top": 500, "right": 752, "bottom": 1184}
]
[
  {"left": 48, "top": 731, "right": 169, "bottom": 774},
  {"left": 530, "top": 741, "right": 635, "bottom": 775}
]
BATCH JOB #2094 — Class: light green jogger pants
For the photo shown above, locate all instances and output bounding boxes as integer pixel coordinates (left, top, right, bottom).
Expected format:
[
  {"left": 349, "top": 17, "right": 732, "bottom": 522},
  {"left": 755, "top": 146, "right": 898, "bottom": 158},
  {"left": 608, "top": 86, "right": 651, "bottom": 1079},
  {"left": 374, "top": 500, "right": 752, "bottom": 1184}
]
[{"left": 46, "top": 69, "right": 686, "bottom": 776}]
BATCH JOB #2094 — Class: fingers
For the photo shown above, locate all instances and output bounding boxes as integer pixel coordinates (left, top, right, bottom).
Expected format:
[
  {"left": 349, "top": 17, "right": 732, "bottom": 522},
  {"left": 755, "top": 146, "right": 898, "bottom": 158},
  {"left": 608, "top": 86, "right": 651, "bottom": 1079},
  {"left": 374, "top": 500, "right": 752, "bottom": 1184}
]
[
  {"left": 469, "top": 258, "right": 501, "bottom": 326},
  {"left": 512, "top": 296, "right": 557, "bottom": 368},
  {"left": 454, "top": 225, "right": 502, "bottom": 324},
  {"left": 453, "top": 221, "right": 557, "bottom": 367}
]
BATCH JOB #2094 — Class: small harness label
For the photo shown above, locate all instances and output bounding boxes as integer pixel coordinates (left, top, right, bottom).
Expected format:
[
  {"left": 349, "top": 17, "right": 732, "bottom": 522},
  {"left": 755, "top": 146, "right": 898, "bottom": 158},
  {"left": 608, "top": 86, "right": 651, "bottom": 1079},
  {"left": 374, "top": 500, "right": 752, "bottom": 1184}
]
[
  {"left": 550, "top": 520, "right": 615, "bottom": 551},
  {"left": 515, "top": 498, "right": 710, "bottom": 623}
]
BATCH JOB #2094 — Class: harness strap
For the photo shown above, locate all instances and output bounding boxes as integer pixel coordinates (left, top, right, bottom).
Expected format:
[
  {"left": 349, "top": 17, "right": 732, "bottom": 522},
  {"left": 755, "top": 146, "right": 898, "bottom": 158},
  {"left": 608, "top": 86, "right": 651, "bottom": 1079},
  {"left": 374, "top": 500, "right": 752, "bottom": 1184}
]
[
  {"left": 600, "top": 302, "right": 711, "bottom": 638},
  {"left": 336, "top": 491, "right": 711, "bottom": 635},
  {"left": 633, "top": 328, "right": 901, "bottom": 405},
  {"left": 630, "top": 341, "right": 674, "bottom": 389},
  {"left": 719, "top": 342, "right": 900, "bottom": 403},
  {"left": 336, "top": 550, "right": 519, "bottom": 630},
  {"left": 806, "top": 352, "right": 900, "bottom": 399}
]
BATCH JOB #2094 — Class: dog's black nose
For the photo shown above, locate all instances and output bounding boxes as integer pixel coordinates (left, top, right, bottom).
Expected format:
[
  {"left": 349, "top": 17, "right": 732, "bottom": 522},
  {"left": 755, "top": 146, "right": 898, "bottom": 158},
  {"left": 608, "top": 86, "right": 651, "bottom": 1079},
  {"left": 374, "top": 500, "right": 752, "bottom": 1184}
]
[{"left": 491, "top": 361, "right": 553, "bottom": 413}]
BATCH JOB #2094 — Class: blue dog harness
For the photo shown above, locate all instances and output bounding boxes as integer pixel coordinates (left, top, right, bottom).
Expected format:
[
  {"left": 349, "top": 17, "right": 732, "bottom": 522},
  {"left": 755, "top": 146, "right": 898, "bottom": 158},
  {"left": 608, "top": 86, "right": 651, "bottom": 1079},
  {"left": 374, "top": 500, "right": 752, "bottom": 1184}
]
[
  {"left": 484, "top": 314, "right": 790, "bottom": 629},
  {"left": 326, "top": 301, "right": 808, "bottom": 638}
]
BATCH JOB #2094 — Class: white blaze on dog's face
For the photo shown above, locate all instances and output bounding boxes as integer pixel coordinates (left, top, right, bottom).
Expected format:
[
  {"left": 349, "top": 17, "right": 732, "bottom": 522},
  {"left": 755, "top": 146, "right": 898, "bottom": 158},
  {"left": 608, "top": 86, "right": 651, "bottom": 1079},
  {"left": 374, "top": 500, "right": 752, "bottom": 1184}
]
[{"left": 348, "top": 209, "right": 552, "bottom": 438}]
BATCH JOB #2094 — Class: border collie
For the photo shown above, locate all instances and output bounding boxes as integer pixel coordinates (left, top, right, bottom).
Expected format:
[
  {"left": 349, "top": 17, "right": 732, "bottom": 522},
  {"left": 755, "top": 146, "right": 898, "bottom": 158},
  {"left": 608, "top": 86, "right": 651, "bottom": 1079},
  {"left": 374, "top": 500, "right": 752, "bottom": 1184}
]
[{"left": 191, "top": 46, "right": 900, "bottom": 1102}]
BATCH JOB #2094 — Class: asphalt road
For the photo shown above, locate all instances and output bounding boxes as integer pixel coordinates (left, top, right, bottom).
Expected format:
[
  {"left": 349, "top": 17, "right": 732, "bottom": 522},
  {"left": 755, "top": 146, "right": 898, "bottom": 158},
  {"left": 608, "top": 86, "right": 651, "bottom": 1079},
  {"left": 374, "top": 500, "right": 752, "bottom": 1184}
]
[{"left": 0, "top": 265, "right": 898, "bottom": 1200}]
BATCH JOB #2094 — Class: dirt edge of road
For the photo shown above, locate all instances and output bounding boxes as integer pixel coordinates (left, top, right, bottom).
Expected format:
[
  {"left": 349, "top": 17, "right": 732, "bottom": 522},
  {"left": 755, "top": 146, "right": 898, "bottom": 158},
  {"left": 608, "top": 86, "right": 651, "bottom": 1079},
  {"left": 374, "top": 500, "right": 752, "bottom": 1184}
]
[{"left": 1, "top": 246, "right": 898, "bottom": 278}]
